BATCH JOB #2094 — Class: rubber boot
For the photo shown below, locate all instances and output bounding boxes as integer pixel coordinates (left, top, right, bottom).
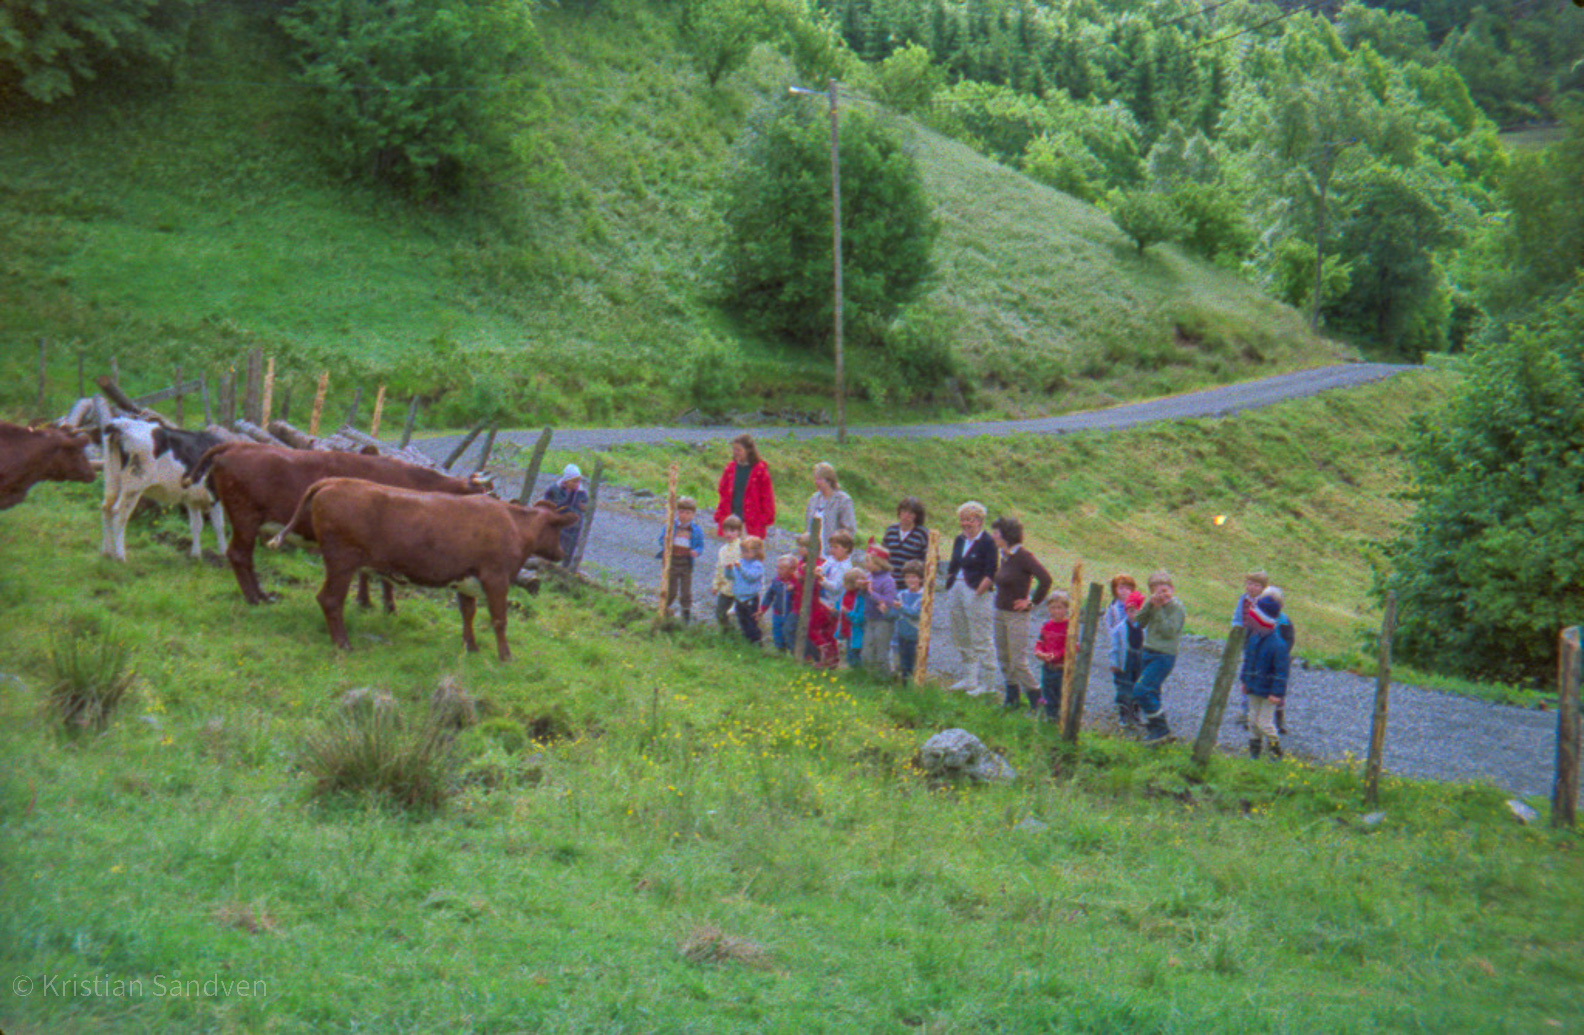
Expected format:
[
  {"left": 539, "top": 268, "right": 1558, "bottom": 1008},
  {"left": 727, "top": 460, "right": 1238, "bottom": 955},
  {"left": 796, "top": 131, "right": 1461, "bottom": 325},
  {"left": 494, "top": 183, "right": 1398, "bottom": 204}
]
[
  {"left": 1118, "top": 703, "right": 1139, "bottom": 732},
  {"left": 1275, "top": 704, "right": 1288, "bottom": 736},
  {"left": 1003, "top": 682, "right": 1021, "bottom": 709},
  {"left": 1141, "top": 711, "right": 1174, "bottom": 746},
  {"left": 1248, "top": 737, "right": 1263, "bottom": 759}
]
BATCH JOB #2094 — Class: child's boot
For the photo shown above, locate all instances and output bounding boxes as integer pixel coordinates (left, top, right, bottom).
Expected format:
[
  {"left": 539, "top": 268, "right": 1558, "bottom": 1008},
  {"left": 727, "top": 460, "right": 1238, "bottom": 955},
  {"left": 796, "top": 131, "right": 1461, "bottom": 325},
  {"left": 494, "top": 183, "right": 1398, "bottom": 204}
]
[
  {"left": 1141, "top": 711, "right": 1174, "bottom": 746},
  {"left": 1275, "top": 704, "right": 1288, "bottom": 736},
  {"left": 1248, "top": 736, "right": 1263, "bottom": 759},
  {"left": 1117, "top": 703, "right": 1139, "bottom": 732},
  {"left": 1002, "top": 683, "right": 1021, "bottom": 709},
  {"left": 1269, "top": 737, "right": 1283, "bottom": 760}
]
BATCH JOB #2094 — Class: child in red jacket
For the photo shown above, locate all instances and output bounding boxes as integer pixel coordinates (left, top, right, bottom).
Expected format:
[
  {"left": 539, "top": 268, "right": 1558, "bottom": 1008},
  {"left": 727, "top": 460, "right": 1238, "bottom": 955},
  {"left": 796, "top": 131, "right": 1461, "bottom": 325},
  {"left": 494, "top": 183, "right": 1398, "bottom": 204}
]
[{"left": 1033, "top": 592, "right": 1072, "bottom": 723}]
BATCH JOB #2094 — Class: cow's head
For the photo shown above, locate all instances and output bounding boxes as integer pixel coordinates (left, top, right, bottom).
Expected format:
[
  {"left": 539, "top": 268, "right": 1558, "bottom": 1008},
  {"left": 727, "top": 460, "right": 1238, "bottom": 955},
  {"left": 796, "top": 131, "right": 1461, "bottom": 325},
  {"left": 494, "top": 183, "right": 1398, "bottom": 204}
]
[
  {"left": 517, "top": 500, "right": 580, "bottom": 562},
  {"left": 41, "top": 427, "right": 96, "bottom": 484},
  {"left": 467, "top": 472, "right": 496, "bottom": 497}
]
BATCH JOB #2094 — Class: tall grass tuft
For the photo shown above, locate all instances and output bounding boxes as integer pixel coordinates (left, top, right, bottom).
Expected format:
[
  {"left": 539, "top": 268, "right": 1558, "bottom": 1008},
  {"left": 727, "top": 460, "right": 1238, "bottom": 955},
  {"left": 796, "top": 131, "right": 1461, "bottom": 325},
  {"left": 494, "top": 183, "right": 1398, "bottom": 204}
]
[
  {"left": 300, "top": 696, "right": 456, "bottom": 813},
  {"left": 47, "top": 625, "right": 137, "bottom": 734}
]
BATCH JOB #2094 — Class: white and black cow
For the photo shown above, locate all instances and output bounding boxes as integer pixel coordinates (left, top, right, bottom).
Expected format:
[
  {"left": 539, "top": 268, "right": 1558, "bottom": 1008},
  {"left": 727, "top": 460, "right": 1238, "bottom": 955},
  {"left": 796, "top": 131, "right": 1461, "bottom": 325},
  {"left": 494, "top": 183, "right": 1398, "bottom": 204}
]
[{"left": 100, "top": 419, "right": 227, "bottom": 561}]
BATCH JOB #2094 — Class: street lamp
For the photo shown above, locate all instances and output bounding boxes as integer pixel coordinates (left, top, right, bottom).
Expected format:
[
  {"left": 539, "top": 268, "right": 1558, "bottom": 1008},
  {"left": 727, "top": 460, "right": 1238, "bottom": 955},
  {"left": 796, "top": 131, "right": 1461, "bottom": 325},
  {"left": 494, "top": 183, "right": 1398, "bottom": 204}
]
[{"left": 789, "top": 79, "right": 846, "bottom": 445}]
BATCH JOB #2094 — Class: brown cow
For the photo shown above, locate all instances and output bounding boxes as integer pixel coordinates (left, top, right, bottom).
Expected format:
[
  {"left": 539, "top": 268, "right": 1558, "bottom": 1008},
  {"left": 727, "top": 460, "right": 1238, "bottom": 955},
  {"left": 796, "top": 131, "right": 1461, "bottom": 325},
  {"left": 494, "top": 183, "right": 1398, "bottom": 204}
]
[
  {"left": 1, "top": 422, "right": 96, "bottom": 511},
  {"left": 188, "top": 442, "right": 490, "bottom": 605},
  {"left": 272, "top": 477, "right": 577, "bottom": 660}
]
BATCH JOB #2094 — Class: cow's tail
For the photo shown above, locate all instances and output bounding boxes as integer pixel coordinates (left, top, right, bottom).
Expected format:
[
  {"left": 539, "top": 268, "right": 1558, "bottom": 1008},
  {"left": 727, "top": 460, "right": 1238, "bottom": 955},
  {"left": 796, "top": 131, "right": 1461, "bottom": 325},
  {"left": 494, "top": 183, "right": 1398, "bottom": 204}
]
[
  {"left": 267, "top": 478, "right": 331, "bottom": 550},
  {"left": 183, "top": 442, "right": 235, "bottom": 491}
]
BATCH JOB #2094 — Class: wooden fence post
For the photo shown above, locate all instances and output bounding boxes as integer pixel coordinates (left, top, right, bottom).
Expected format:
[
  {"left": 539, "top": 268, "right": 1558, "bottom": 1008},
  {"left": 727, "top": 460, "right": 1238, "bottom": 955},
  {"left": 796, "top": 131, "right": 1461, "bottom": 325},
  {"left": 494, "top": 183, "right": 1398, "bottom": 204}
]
[
  {"left": 515, "top": 427, "right": 553, "bottom": 505},
  {"left": 570, "top": 458, "right": 603, "bottom": 574},
  {"left": 914, "top": 529, "right": 941, "bottom": 687},
  {"left": 1059, "top": 564, "right": 1083, "bottom": 732},
  {"left": 261, "top": 357, "right": 275, "bottom": 425},
  {"left": 399, "top": 397, "right": 420, "bottom": 449},
  {"left": 309, "top": 372, "right": 329, "bottom": 437},
  {"left": 280, "top": 385, "right": 293, "bottom": 424},
  {"left": 1364, "top": 592, "right": 1397, "bottom": 807},
  {"left": 655, "top": 463, "right": 680, "bottom": 629},
  {"left": 222, "top": 370, "right": 237, "bottom": 425},
  {"left": 1192, "top": 625, "right": 1250, "bottom": 766},
  {"left": 471, "top": 424, "right": 499, "bottom": 476},
  {"left": 1062, "top": 582, "right": 1104, "bottom": 743},
  {"left": 36, "top": 339, "right": 47, "bottom": 413},
  {"left": 369, "top": 384, "right": 387, "bottom": 438},
  {"left": 110, "top": 355, "right": 120, "bottom": 387},
  {"left": 1555, "top": 626, "right": 1581, "bottom": 829},
  {"left": 201, "top": 375, "right": 212, "bottom": 426},
  {"left": 343, "top": 385, "right": 363, "bottom": 429},
  {"left": 173, "top": 364, "right": 184, "bottom": 427},
  {"left": 243, "top": 348, "right": 262, "bottom": 424},
  {"left": 441, "top": 420, "right": 489, "bottom": 472},
  {"left": 799, "top": 517, "right": 823, "bottom": 662}
]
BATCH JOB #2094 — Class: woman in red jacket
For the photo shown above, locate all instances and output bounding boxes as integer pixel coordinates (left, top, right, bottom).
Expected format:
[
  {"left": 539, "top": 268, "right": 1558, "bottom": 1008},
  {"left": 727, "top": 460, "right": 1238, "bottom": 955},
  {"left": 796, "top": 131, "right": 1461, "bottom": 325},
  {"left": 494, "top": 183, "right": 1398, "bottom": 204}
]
[{"left": 714, "top": 433, "right": 775, "bottom": 539}]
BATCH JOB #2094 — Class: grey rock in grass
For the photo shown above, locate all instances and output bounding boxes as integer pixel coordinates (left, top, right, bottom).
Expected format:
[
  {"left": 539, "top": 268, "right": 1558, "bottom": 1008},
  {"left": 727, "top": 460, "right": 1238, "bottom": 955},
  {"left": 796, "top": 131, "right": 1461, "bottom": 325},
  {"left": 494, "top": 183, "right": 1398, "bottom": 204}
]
[
  {"left": 1360, "top": 811, "right": 1387, "bottom": 828},
  {"left": 919, "top": 728, "right": 1017, "bottom": 784},
  {"left": 1016, "top": 818, "right": 1049, "bottom": 832},
  {"left": 1506, "top": 799, "right": 1539, "bottom": 825}
]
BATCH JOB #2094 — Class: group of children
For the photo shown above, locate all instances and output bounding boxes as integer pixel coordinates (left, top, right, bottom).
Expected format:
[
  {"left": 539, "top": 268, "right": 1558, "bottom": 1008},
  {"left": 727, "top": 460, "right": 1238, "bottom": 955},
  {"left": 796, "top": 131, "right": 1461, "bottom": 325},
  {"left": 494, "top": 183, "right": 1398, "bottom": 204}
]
[
  {"left": 658, "top": 497, "right": 926, "bottom": 677},
  {"left": 660, "top": 496, "right": 1295, "bottom": 758}
]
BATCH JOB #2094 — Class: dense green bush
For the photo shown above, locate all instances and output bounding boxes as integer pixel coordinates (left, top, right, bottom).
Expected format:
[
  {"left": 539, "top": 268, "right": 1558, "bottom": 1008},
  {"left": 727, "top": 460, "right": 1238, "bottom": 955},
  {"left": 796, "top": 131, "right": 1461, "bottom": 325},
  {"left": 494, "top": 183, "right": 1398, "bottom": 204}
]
[
  {"left": 1381, "top": 282, "right": 1584, "bottom": 683},
  {"left": 0, "top": 0, "right": 196, "bottom": 104},
  {"left": 720, "top": 98, "right": 936, "bottom": 349},
  {"left": 1105, "top": 189, "right": 1184, "bottom": 257},
  {"left": 277, "top": 0, "right": 541, "bottom": 197},
  {"left": 676, "top": 331, "right": 743, "bottom": 416}
]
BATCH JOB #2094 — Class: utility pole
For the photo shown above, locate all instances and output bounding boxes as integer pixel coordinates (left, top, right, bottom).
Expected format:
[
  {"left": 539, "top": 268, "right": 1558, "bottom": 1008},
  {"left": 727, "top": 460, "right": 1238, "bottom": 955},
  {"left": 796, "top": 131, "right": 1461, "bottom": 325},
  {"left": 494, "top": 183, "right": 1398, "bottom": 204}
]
[{"left": 790, "top": 79, "right": 846, "bottom": 445}]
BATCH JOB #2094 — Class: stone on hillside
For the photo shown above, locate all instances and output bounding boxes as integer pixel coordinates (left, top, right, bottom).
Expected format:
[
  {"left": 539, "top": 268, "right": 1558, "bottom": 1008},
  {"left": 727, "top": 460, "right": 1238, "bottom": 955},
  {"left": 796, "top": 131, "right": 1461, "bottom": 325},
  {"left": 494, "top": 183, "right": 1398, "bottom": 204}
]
[
  {"left": 1360, "top": 811, "right": 1387, "bottom": 828},
  {"left": 1506, "top": 799, "right": 1539, "bottom": 825},
  {"left": 1016, "top": 818, "right": 1049, "bottom": 832},
  {"left": 918, "top": 728, "right": 1016, "bottom": 784}
]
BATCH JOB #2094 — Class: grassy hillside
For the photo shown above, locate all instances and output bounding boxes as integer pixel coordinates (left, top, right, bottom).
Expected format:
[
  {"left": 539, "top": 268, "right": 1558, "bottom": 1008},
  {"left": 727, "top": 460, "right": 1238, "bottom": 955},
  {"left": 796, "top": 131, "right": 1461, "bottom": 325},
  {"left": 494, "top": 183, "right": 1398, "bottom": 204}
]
[
  {"left": 0, "top": 2, "right": 1346, "bottom": 429},
  {"left": 1, "top": 478, "right": 1580, "bottom": 1033}
]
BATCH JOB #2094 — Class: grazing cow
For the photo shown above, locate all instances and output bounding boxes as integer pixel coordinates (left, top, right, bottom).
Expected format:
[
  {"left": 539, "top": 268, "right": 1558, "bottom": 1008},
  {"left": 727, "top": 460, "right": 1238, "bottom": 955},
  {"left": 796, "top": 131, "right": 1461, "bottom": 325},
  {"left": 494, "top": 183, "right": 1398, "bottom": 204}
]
[
  {"left": 99, "top": 419, "right": 226, "bottom": 561},
  {"left": 0, "top": 421, "right": 95, "bottom": 511},
  {"left": 272, "top": 477, "right": 577, "bottom": 660},
  {"left": 189, "top": 442, "right": 491, "bottom": 605}
]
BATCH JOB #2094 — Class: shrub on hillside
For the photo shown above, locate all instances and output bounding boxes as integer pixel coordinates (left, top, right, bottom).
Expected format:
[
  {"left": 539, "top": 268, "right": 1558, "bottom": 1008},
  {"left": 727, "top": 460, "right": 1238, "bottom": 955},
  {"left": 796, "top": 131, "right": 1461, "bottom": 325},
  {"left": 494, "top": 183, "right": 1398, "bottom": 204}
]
[
  {"left": 1105, "top": 189, "right": 1184, "bottom": 256},
  {"left": 1169, "top": 182, "right": 1254, "bottom": 265},
  {"left": 676, "top": 331, "right": 743, "bottom": 417},
  {"left": 277, "top": 0, "right": 542, "bottom": 197},
  {"left": 0, "top": 0, "right": 197, "bottom": 105},
  {"left": 301, "top": 695, "right": 456, "bottom": 812},
  {"left": 1380, "top": 282, "right": 1584, "bottom": 683},
  {"left": 871, "top": 42, "right": 939, "bottom": 115},
  {"left": 721, "top": 98, "right": 936, "bottom": 349}
]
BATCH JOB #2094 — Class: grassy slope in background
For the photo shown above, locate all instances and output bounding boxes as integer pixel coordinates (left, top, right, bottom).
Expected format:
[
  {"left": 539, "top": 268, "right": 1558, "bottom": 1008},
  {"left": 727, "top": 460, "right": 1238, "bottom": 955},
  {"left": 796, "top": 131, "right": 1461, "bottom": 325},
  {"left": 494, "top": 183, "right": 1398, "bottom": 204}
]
[
  {"left": 0, "top": 474, "right": 1579, "bottom": 1033},
  {"left": 0, "top": 4, "right": 1345, "bottom": 426}
]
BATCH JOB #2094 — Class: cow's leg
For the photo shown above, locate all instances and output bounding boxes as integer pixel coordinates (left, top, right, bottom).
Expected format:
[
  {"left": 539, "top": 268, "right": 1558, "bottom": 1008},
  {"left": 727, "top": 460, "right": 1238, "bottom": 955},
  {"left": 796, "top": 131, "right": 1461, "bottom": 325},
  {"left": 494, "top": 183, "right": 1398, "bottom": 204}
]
[
  {"left": 184, "top": 502, "right": 205, "bottom": 558},
  {"left": 226, "top": 518, "right": 267, "bottom": 604},
  {"left": 483, "top": 579, "right": 512, "bottom": 662},
  {"left": 106, "top": 489, "right": 144, "bottom": 562},
  {"left": 356, "top": 573, "right": 373, "bottom": 610},
  {"left": 207, "top": 502, "right": 227, "bottom": 556},
  {"left": 382, "top": 577, "right": 397, "bottom": 614},
  {"left": 457, "top": 592, "right": 479, "bottom": 653},
  {"left": 317, "top": 559, "right": 357, "bottom": 651}
]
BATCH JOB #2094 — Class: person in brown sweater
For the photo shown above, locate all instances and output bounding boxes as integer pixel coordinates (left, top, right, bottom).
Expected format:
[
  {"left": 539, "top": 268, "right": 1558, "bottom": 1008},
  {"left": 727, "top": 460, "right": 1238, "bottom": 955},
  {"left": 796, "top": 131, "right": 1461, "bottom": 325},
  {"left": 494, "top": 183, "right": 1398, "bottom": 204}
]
[{"left": 989, "top": 517, "right": 1054, "bottom": 711}]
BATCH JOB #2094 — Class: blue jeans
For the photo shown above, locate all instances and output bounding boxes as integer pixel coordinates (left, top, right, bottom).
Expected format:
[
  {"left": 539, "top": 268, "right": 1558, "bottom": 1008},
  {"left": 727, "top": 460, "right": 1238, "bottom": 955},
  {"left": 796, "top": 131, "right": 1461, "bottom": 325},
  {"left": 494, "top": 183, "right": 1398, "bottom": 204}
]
[
  {"left": 1113, "top": 649, "right": 1141, "bottom": 705},
  {"left": 771, "top": 614, "right": 790, "bottom": 651},
  {"left": 896, "top": 637, "right": 918, "bottom": 681},
  {"left": 1132, "top": 649, "right": 1177, "bottom": 716},
  {"left": 1040, "top": 663, "right": 1063, "bottom": 720},
  {"left": 734, "top": 596, "right": 761, "bottom": 643}
]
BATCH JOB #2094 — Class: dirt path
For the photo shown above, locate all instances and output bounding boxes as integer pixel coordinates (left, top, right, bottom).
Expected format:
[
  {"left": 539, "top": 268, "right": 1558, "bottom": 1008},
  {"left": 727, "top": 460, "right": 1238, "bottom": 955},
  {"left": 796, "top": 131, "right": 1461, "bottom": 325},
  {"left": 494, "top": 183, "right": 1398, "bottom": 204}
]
[{"left": 413, "top": 362, "right": 1574, "bottom": 799}]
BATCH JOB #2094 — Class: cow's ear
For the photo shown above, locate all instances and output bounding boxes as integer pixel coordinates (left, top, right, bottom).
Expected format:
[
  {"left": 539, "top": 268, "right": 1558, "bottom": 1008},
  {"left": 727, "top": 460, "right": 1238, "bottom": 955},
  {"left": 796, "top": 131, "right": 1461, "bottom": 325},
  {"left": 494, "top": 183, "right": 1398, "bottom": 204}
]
[{"left": 551, "top": 510, "right": 580, "bottom": 529}]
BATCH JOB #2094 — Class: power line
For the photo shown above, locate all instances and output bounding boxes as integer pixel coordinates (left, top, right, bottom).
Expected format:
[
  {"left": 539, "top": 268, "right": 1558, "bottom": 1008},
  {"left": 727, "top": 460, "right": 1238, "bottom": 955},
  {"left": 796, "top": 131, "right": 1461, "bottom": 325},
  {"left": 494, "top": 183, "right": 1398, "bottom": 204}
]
[
  {"left": 1185, "top": 0, "right": 1334, "bottom": 54},
  {"left": 1153, "top": 0, "right": 1250, "bottom": 31}
]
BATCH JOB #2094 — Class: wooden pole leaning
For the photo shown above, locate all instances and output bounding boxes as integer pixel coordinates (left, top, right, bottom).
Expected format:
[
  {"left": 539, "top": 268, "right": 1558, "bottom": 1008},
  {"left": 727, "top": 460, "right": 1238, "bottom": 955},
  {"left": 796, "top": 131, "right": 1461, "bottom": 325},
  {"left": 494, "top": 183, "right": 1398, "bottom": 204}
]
[
  {"left": 173, "top": 364, "right": 184, "bottom": 428},
  {"left": 309, "top": 372, "right": 329, "bottom": 438},
  {"left": 1192, "top": 625, "right": 1249, "bottom": 766},
  {"left": 1059, "top": 564, "right": 1082, "bottom": 732},
  {"left": 440, "top": 421, "right": 489, "bottom": 472},
  {"left": 369, "top": 384, "right": 387, "bottom": 438},
  {"left": 1062, "top": 582, "right": 1104, "bottom": 744},
  {"left": 36, "top": 339, "right": 47, "bottom": 414},
  {"left": 243, "top": 348, "right": 263, "bottom": 425},
  {"left": 472, "top": 424, "right": 499, "bottom": 476},
  {"left": 570, "top": 458, "right": 603, "bottom": 575},
  {"left": 914, "top": 529, "right": 941, "bottom": 687},
  {"left": 261, "top": 357, "right": 275, "bottom": 426},
  {"left": 655, "top": 463, "right": 680, "bottom": 629},
  {"left": 1554, "top": 626, "right": 1581, "bottom": 829},
  {"left": 399, "top": 397, "right": 420, "bottom": 449},
  {"left": 799, "top": 517, "right": 823, "bottom": 664},
  {"left": 1364, "top": 592, "right": 1398, "bottom": 807},
  {"left": 516, "top": 427, "right": 554, "bottom": 505}
]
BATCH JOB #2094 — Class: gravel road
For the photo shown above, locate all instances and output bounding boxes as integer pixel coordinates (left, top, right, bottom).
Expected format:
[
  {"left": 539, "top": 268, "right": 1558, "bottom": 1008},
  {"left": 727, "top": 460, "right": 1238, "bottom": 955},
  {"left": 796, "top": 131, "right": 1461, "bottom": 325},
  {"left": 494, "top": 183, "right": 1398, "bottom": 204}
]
[{"left": 412, "top": 362, "right": 1575, "bottom": 800}]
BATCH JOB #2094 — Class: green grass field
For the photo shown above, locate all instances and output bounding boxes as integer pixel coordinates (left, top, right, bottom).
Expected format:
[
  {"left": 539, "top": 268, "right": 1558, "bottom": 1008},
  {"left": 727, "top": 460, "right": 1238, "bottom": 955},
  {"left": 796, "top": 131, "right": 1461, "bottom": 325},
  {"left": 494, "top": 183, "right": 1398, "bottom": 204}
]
[
  {"left": 0, "top": 3, "right": 1346, "bottom": 429},
  {"left": 0, "top": 475, "right": 1580, "bottom": 1033}
]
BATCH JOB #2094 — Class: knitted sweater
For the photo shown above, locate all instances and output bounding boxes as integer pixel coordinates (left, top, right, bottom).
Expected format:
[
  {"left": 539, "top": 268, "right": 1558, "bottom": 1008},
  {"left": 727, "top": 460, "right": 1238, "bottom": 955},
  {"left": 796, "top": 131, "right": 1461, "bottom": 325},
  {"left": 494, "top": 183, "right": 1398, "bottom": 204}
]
[
  {"left": 1134, "top": 597, "right": 1187, "bottom": 655},
  {"left": 992, "top": 547, "right": 1053, "bottom": 611}
]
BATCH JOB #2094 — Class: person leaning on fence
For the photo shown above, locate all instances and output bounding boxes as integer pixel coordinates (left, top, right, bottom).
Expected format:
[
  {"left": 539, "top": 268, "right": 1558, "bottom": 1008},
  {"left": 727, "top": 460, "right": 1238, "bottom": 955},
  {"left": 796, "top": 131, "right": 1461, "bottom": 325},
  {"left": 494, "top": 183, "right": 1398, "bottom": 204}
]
[
  {"left": 1104, "top": 573, "right": 1138, "bottom": 638},
  {"left": 1242, "top": 594, "right": 1291, "bottom": 759},
  {"left": 945, "top": 501, "right": 999, "bottom": 695},
  {"left": 657, "top": 497, "right": 705, "bottom": 623},
  {"left": 1132, "top": 571, "right": 1187, "bottom": 746},
  {"left": 989, "top": 516, "right": 1052, "bottom": 712},
  {"left": 543, "top": 464, "right": 587, "bottom": 567},
  {"left": 1033, "top": 592, "right": 1070, "bottom": 723}
]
